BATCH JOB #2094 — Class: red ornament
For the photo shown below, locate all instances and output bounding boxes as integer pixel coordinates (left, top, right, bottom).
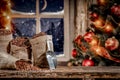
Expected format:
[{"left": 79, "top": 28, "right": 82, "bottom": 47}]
[
  {"left": 111, "top": 4, "right": 120, "bottom": 16},
  {"left": 74, "top": 35, "right": 82, "bottom": 45},
  {"left": 90, "top": 12, "right": 99, "bottom": 19},
  {"left": 80, "top": 45, "right": 87, "bottom": 52},
  {"left": 82, "top": 59, "right": 95, "bottom": 66},
  {"left": 105, "top": 37, "right": 119, "bottom": 51},
  {"left": 84, "top": 31, "right": 95, "bottom": 43},
  {"left": 72, "top": 49, "right": 77, "bottom": 58},
  {"left": 90, "top": 12, "right": 99, "bottom": 21}
]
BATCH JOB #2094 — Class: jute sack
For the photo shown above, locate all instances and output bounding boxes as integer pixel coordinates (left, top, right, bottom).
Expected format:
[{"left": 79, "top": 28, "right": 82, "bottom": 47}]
[
  {"left": 8, "top": 37, "right": 32, "bottom": 61},
  {"left": 0, "top": 29, "right": 12, "bottom": 52},
  {"left": 10, "top": 45, "right": 31, "bottom": 60},
  {"left": 30, "top": 34, "right": 49, "bottom": 68},
  {"left": 0, "top": 51, "right": 18, "bottom": 69}
]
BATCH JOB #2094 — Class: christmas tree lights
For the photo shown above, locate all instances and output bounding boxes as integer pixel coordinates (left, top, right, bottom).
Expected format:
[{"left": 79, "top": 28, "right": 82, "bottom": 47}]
[{"left": 68, "top": 0, "right": 120, "bottom": 66}]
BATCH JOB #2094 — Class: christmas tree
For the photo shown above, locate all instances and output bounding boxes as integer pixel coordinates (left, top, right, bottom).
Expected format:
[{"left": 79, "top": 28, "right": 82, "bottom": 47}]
[
  {"left": 68, "top": 0, "right": 120, "bottom": 66},
  {"left": 0, "top": 0, "right": 12, "bottom": 31}
]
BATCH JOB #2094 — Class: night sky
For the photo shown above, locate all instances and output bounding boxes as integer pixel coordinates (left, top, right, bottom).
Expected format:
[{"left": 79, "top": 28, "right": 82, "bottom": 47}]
[
  {"left": 11, "top": 0, "right": 63, "bottom": 13},
  {"left": 11, "top": 0, "right": 64, "bottom": 55}
]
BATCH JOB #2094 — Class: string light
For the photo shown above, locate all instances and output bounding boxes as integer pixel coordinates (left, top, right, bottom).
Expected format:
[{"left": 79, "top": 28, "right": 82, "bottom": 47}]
[
  {"left": 104, "top": 23, "right": 114, "bottom": 33},
  {"left": 5, "top": 26, "right": 10, "bottom": 30},
  {"left": 95, "top": 46, "right": 101, "bottom": 53},
  {"left": 103, "top": 15, "right": 115, "bottom": 33},
  {"left": 89, "top": 37, "right": 99, "bottom": 46},
  {"left": 93, "top": 17, "right": 105, "bottom": 29},
  {"left": 90, "top": 46, "right": 102, "bottom": 56},
  {"left": 7, "top": 3, "right": 11, "bottom": 7},
  {"left": 6, "top": 16, "right": 10, "bottom": 19}
]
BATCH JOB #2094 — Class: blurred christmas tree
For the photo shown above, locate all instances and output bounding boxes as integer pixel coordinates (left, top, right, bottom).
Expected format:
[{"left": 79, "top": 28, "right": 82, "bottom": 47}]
[
  {"left": 68, "top": 0, "right": 120, "bottom": 66},
  {"left": 0, "top": 0, "right": 12, "bottom": 31}
]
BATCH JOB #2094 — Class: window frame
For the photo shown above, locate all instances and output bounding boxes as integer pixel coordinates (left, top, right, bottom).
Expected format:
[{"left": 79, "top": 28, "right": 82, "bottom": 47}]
[{"left": 11, "top": 0, "right": 75, "bottom": 61}]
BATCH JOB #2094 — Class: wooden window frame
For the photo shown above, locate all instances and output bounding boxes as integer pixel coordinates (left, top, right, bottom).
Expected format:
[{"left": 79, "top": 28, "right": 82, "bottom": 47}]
[{"left": 11, "top": 0, "right": 75, "bottom": 62}]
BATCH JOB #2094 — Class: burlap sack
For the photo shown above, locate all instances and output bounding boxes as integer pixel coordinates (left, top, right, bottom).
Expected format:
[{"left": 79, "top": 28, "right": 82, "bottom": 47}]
[
  {"left": 30, "top": 34, "right": 49, "bottom": 68},
  {"left": 0, "top": 29, "right": 12, "bottom": 52},
  {"left": 8, "top": 37, "right": 32, "bottom": 61},
  {"left": 0, "top": 51, "right": 18, "bottom": 69},
  {"left": 10, "top": 44, "right": 31, "bottom": 61}
]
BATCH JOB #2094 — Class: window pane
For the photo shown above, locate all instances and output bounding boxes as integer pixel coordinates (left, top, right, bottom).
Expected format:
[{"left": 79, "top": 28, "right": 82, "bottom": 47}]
[
  {"left": 12, "top": 18, "right": 36, "bottom": 38},
  {"left": 40, "top": 18, "right": 64, "bottom": 55},
  {"left": 40, "top": 0, "right": 64, "bottom": 13},
  {"left": 11, "top": 0, "right": 36, "bottom": 14}
]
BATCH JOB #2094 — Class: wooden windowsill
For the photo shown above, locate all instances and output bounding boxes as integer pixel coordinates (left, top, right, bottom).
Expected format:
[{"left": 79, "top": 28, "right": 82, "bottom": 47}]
[{"left": 0, "top": 66, "right": 120, "bottom": 79}]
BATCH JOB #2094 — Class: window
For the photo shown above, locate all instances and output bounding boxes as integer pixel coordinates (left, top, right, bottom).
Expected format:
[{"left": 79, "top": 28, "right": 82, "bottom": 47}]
[{"left": 11, "top": 0, "right": 75, "bottom": 61}]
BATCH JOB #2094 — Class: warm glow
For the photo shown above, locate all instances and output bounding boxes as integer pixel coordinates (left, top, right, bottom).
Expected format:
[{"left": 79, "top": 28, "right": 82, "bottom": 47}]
[
  {"left": 97, "top": 0, "right": 108, "bottom": 5},
  {"left": 100, "top": 0, "right": 106, "bottom": 4},
  {"left": 5, "top": 26, "right": 11, "bottom": 30},
  {"left": 95, "top": 46, "right": 101, "bottom": 53},
  {"left": 91, "top": 46, "right": 102, "bottom": 56},
  {"left": 6, "top": 16, "right": 10, "bottom": 19},
  {"left": 106, "top": 25, "right": 112, "bottom": 30},
  {"left": 3, "top": 16, "right": 12, "bottom": 31},
  {"left": 90, "top": 38, "right": 98, "bottom": 46},
  {"left": 104, "top": 23, "right": 113, "bottom": 32},
  {"left": 94, "top": 18, "right": 105, "bottom": 28},
  {"left": 96, "top": 20, "right": 101, "bottom": 25},
  {"left": 2, "top": 12, "right": 7, "bottom": 16},
  {"left": 0, "top": 0, "right": 12, "bottom": 32},
  {"left": 8, "top": 3, "right": 11, "bottom": 7}
]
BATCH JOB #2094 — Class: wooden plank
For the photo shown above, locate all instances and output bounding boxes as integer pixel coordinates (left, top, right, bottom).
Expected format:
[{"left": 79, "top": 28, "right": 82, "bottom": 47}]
[{"left": 0, "top": 66, "right": 120, "bottom": 78}]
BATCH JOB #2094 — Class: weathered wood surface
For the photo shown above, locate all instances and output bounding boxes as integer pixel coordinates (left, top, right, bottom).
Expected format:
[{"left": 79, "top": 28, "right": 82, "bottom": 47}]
[{"left": 0, "top": 66, "right": 120, "bottom": 79}]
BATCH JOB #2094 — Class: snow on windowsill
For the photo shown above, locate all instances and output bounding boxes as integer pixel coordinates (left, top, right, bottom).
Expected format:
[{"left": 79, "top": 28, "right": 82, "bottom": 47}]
[{"left": 12, "top": 10, "right": 64, "bottom": 15}]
